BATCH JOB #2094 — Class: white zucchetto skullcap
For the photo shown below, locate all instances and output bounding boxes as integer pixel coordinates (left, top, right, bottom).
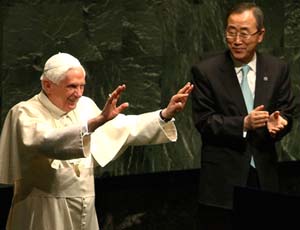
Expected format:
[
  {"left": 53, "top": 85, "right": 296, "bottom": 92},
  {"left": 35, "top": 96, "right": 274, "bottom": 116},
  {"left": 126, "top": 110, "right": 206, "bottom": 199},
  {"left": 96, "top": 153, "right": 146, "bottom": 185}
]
[{"left": 40, "top": 52, "right": 85, "bottom": 84}]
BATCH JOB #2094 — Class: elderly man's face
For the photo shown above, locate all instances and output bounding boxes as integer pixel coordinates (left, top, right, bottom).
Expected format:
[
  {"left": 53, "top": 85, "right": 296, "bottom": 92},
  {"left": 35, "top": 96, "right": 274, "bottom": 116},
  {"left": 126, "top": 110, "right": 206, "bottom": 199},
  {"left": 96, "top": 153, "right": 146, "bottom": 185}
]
[{"left": 45, "top": 67, "right": 86, "bottom": 112}]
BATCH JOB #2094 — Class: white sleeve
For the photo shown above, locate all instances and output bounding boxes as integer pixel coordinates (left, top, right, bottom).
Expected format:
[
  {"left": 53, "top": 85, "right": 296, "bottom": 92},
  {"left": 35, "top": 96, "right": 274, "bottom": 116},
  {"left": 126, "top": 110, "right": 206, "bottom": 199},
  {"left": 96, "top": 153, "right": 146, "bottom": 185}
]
[
  {"left": 16, "top": 106, "right": 90, "bottom": 160},
  {"left": 90, "top": 110, "right": 177, "bottom": 167}
]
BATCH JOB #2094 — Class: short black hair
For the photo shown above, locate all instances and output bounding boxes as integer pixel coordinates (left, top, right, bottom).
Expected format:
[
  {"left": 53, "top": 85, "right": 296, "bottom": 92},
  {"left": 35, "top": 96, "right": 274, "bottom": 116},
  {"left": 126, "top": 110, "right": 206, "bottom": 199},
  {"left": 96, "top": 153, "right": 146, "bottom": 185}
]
[{"left": 226, "top": 2, "right": 264, "bottom": 30}]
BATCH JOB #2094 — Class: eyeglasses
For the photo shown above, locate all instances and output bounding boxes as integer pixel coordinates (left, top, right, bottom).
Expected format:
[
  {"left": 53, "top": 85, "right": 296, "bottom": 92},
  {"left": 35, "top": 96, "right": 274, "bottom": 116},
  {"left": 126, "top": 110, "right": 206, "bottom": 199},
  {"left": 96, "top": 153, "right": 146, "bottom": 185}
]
[{"left": 225, "top": 30, "right": 261, "bottom": 40}]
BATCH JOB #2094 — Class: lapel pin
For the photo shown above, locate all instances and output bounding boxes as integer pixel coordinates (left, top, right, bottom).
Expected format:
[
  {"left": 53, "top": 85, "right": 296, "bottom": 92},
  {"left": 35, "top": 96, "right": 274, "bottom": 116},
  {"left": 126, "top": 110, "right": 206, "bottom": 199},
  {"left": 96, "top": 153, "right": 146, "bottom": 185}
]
[{"left": 263, "top": 76, "right": 268, "bottom": 81}]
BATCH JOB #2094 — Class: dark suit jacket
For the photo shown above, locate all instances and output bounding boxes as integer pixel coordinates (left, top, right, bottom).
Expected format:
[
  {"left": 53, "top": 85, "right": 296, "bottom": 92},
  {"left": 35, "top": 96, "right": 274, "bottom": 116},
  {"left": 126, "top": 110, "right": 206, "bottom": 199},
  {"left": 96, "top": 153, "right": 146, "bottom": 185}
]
[{"left": 191, "top": 50, "right": 295, "bottom": 209}]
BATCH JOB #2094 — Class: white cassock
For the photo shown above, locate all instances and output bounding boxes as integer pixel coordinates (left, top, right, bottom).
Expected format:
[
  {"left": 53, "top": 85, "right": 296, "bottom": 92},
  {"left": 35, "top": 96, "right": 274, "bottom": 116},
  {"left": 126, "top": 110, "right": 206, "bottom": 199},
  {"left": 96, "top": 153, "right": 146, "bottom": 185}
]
[{"left": 0, "top": 91, "right": 177, "bottom": 230}]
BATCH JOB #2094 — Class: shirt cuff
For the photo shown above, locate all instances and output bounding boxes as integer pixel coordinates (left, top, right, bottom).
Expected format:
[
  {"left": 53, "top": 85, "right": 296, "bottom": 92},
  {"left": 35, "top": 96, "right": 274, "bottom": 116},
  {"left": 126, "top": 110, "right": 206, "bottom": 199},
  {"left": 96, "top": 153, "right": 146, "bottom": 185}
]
[{"left": 159, "top": 110, "right": 173, "bottom": 122}]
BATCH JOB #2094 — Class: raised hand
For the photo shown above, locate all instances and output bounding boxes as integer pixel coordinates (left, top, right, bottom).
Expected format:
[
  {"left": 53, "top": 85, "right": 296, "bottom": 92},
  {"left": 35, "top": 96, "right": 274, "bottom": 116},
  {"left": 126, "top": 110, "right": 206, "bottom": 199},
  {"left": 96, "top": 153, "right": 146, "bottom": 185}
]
[
  {"left": 160, "top": 82, "right": 194, "bottom": 120},
  {"left": 101, "top": 84, "right": 129, "bottom": 121},
  {"left": 88, "top": 84, "right": 129, "bottom": 132}
]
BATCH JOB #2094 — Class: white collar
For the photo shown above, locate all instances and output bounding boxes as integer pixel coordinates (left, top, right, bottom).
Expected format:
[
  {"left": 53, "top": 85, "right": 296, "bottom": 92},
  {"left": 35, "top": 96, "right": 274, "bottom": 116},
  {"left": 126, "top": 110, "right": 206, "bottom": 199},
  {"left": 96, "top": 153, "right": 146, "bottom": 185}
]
[
  {"left": 233, "top": 53, "right": 257, "bottom": 73},
  {"left": 38, "top": 91, "right": 69, "bottom": 119}
]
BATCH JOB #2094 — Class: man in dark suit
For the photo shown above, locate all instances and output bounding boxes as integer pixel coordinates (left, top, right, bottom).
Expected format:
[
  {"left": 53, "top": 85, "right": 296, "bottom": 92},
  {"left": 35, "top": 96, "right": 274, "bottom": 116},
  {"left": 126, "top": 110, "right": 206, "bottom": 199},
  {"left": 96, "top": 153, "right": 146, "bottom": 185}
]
[{"left": 191, "top": 2, "right": 295, "bottom": 229}]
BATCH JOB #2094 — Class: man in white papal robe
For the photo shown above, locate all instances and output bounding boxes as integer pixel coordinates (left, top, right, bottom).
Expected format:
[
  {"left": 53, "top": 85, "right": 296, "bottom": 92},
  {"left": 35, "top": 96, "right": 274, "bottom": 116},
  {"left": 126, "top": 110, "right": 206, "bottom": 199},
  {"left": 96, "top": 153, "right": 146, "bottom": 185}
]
[{"left": 0, "top": 53, "right": 193, "bottom": 230}]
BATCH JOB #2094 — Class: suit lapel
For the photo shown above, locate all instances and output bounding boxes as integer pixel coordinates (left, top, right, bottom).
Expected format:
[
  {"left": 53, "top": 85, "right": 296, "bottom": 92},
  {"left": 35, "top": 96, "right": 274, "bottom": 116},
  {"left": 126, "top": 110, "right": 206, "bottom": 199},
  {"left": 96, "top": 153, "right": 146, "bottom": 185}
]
[
  {"left": 254, "top": 54, "right": 269, "bottom": 107},
  {"left": 219, "top": 52, "right": 248, "bottom": 115}
]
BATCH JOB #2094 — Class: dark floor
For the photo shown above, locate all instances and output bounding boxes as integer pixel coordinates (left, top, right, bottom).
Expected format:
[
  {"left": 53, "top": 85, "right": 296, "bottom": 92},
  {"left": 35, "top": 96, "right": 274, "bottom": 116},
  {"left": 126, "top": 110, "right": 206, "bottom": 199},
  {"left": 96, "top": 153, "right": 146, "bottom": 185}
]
[{"left": 95, "top": 169, "right": 199, "bottom": 230}]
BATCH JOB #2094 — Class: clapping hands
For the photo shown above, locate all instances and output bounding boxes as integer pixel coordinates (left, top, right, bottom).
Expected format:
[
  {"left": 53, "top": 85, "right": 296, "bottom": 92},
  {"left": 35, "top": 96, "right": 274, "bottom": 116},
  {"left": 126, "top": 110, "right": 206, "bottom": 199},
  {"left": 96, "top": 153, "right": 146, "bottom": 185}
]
[
  {"left": 244, "top": 105, "right": 288, "bottom": 138},
  {"left": 267, "top": 111, "right": 288, "bottom": 138}
]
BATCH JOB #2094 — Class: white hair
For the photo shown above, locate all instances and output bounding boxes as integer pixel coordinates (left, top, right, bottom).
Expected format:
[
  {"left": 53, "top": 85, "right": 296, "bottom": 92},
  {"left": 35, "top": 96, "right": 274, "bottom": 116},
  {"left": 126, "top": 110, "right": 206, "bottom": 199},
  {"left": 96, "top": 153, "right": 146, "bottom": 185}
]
[{"left": 40, "top": 52, "right": 86, "bottom": 84}]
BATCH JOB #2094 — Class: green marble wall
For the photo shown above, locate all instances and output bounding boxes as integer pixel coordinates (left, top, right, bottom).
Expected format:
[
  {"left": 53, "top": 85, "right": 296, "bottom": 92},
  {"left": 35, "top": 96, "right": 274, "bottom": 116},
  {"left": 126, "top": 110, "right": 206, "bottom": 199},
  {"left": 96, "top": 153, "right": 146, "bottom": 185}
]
[{"left": 1, "top": 0, "right": 299, "bottom": 177}]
